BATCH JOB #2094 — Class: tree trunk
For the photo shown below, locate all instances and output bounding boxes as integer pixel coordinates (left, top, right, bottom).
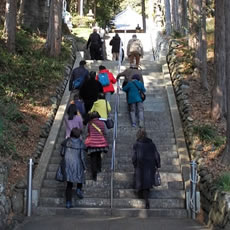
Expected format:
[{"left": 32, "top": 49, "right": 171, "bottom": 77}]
[
  {"left": 4, "top": 0, "right": 17, "bottom": 52},
  {"left": 171, "top": 0, "right": 179, "bottom": 33},
  {"left": 188, "top": 0, "right": 195, "bottom": 48},
  {"left": 164, "top": 0, "right": 172, "bottom": 35},
  {"left": 200, "top": 0, "right": 209, "bottom": 89},
  {"left": 141, "top": 0, "right": 146, "bottom": 32},
  {"left": 180, "top": 0, "right": 188, "bottom": 35},
  {"left": 93, "top": 0, "right": 96, "bottom": 18},
  {"left": 211, "top": 0, "right": 226, "bottom": 120},
  {"left": 222, "top": 0, "right": 230, "bottom": 164},
  {"left": 46, "top": 0, "right": 62, "bottom": 57}
]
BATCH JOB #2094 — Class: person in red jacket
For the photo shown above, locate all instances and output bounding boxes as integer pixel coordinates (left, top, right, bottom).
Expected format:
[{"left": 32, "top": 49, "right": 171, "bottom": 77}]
[
  {"left": 84, "top": 112, "right": 109, "bottom": 181},
  {"left": 96, "top": 65, "right": 116, "bottom": 102}
]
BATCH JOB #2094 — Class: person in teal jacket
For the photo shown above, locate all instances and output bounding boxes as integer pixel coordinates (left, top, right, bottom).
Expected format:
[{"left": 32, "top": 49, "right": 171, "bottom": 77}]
[{"left": 122, "top": 74, "right": 146, "bottom": 128}]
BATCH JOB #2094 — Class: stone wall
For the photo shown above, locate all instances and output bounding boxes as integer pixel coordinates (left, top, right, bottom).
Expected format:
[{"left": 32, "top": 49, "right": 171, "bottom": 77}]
[
  {"left": 167, "top": 39, "right": 230, "bottom": 229},
  {"left": 0, "top": 35, "right": 78, "bottom": 230}
]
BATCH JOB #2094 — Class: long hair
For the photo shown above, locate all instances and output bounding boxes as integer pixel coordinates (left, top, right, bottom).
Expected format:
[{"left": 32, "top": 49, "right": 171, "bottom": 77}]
[
  {"left": 67, "top": 104, "right": 78, "bottom": 120},
  {"left": 136, "top": 128, "right": 147, "bottom": 141}
]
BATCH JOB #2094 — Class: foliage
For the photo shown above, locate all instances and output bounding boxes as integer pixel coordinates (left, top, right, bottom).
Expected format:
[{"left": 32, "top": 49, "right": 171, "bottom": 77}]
[
  {"left": 0, "top": 27, "right": 71, "bottom": 158},
  {"left": 215, "top": 172, "right": 230, "bottom": 192},
  {"left": 0, "top": 29, "right": 70, "bottom": 101},
  {"left": 72, "top": 15, "right": 95, "bottom": 28},
  {"left": 193, "top": 124, "right": 226, "bottom": 147}
]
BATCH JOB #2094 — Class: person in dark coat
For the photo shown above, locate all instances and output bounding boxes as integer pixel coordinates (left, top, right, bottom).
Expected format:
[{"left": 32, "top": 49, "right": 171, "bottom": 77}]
[
  {"left": 86, "top": 28, "right": 102, "bottom": 60},
  {"left": 109, "top": 33, "right": 121, "bottom": 61},
  {"left": 60, "top": 128, "right": 86, "bottom": 209},
  {"left": 69, "top": 60, "right": 89, "bottom": 91},
  {"left": 132, "top": 128, "right": 161, "bottom": 209},
  {"left": 79, "top": 71, "right": 103, "bottom": 114}
]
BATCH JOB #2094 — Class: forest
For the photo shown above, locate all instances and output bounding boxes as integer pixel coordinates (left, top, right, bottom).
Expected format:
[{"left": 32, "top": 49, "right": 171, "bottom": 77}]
[{"left": 1, "top": 0, "right": 230, "bottom": 223}]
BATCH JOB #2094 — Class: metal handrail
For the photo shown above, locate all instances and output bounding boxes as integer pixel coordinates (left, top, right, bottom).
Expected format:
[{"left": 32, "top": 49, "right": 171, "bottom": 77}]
[{"left": 110, "top": 39, "right": 123, "bottom": 209}]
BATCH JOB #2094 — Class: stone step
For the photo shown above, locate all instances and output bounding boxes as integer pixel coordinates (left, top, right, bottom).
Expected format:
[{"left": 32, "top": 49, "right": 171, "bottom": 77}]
[
  {"left": 40, "top": 188, "right": 185, "bottom": 199},
  {"left": 53, "top": 144, "right": 179, "bottom": 156},
  {"left": 42, "top": 173, "right": 183, "bottom": 190},
  {"left": 39, "top": 197, "right": 185, "bottom": 209},
  {"left": 49, "top": 155, "right": 180, "bottom": 165},
  {"left": 34, "top": 206, "right": 188, "bottom": 218},
  {"left": 46, "top": 164, "right": 181, "bottom": 176}
]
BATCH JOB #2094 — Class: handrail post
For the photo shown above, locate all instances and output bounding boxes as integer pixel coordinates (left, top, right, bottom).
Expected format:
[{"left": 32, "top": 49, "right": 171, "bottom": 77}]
[
  {"left": 186, "top": 160, "right": 200, "bottom": 219},
  {"left": 27, "top": 158, "right": 33, "bottom": 216}
]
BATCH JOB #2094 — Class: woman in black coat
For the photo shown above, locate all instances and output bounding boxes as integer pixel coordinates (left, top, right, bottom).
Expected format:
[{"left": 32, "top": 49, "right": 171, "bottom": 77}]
[
  {"left": 132, "top": 128, "right": 161, "bottom": 209},
  {"left": 79, "top": 71, "right": 103, "bottom": 113}
]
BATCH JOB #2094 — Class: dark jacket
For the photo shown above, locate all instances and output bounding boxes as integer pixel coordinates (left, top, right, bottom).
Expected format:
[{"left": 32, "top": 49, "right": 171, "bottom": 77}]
[
  {"left": 109, "top": 35, "right": 121, "bottom": 53},
  {"left": 87, "top": 32, "right": 102, "bottom": 49},
  {"left": 79, "top": 78, "right": 103, "bottom": 113},
  {"left": 79, "top": 78, "right": 103, "bottom": 101},
  {"left": 132, "top": 137, "right": 161, "bottom": 191},
  {"left": 62, "top": 138, "right": 86, "bottom": 183},
  {"left": 69, "top": 66, "right": 89, "bottom": 91}
]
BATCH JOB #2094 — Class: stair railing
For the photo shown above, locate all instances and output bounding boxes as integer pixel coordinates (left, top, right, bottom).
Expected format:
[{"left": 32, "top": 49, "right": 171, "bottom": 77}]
[{"left": 110, "top": 39, "right": 123, "bottom": 209}]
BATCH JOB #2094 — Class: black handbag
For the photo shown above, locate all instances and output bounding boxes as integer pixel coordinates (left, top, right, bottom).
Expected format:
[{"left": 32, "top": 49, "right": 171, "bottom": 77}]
[
  {"left": 133, "top": 81, "right": 146, "bottom": 102},
  {"left": 153, "top": 168, "right": 161, "bottom": 186},
  {"left": 105, "top": 100, "right": 114, "bottom": 129}
]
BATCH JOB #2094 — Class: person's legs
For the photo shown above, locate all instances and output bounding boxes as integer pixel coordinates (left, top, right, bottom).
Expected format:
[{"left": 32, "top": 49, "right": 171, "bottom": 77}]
[
  {"left": 130, "top": 103, "right": 137, "bottom": 127},
  {"left": 142, "top": 189, "right": 150, "bottom": 209},
  {"left": 90, "top": 46, "right": 96, "bottom": 60},
  {"left": 66, "top": 182, "right": 73, "bottom": 208},
  {"left": 76, "top": 183, "right": 84, "bottom": 199},
  {"left": 115, "top": 52, "right": 119, "bottom": 61},
  {"left": 135, "top": 54, "right": 141, "bottom": 67},
  {"left": 137, "top": 102, "right": 144, "bottom": 127},
  {"left": 90, "top": 152, "right": 98, "bottom": 181},
  {"left": 129, "top": 53, "right": 135, "bottom": 65},
  {"left": 96, "top": 151, "right": 102, "bottom": 173},
  {"left": 105, "top": 92, "right": 112, "bottom": 102},
  {"left": 112, "top": 53, "right": 116, "bottom": 61}
]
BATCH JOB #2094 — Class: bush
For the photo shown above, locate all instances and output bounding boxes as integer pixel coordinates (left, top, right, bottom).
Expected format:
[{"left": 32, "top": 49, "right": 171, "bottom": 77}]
[
  {"left": 72, "top": 15, "right": 95, "bottom": 28},
  {"left": 215, "top": 172, "right": 230, "bottom": 192},
  {"left": 193, "top": 124, "right": 226, "bottom": 147}
]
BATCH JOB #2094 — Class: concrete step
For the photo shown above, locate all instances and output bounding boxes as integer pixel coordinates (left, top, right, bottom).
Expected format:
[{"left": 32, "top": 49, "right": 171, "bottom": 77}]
[
  {"left": 49, "top": 155, "right": 180, "bottom": 165},
  {"left": 34, "top": 206, "right": 188, "bottom": 218},
  {"left": 46, "top": 164, "right": 181, "bottom": 177},
  {"left": 39, "top": 197, "right": 185, "bottom": 209},
  {"left": 52, "top": 145, "right": 179, "bottom": 157},
  {"left": 40, "top": 188, "right": 185, "bottom": 199}
]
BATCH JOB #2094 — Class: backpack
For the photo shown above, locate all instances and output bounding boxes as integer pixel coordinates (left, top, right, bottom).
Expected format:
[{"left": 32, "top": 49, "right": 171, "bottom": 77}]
[
  {"left": 98, "top": 72, "right": 110, "bottom": 86},
  {"left": 72, "top": 76, "right": 84, "bottom": 89},
  {"left": 129, "top": 39, "right": 142, "bottom": 54}
]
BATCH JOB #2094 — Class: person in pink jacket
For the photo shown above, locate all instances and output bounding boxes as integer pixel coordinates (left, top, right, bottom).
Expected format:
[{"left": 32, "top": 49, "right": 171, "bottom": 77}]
[{"left": 96, "top": 65, "right": 116, "bottom": 102}]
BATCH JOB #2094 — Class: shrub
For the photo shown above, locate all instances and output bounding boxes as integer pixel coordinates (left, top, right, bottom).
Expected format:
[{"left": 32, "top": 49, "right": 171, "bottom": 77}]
[
  {"left": 72, "top": 15, "right": 95, "bottom": 28},
  {"left": 193, "top": 124, "right": 226, "bottom": 147},
  {"left": 215, "top": 172, "right": 230, "bottom": 192}
]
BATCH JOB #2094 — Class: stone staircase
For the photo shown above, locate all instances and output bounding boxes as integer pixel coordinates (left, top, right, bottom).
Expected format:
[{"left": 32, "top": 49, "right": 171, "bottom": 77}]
[{"left": 34, "top": 33, "right": 188, "bottom": 218}]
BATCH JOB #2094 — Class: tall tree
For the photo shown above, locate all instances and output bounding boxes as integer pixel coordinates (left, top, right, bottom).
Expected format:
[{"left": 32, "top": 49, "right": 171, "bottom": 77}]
[
  {"left": 180, "top": 0, "right": 188, "bottom": 35},
  {"left": 164, "top": 0, "right": 172, "bottom": 35},
  {"left": 211, "top": 0, "right": 226, "bottom": 120},
  {"left": 141, "top": 0, "right": 146, "bottom": 32},
  {"left": 171, "top": 0, "right": 179, "bottom": 33},
  {"left": 46, "top": 0, "right": 63, "bottom": 57},
  {"left": 222, "top": 0, "right": 230, "bottom": 164},
  {"left": 4, "top": 0, "right": 17, "bottom": 52},
  {"left": 200, "top": 0, "right": 208, "bottom": 89}
]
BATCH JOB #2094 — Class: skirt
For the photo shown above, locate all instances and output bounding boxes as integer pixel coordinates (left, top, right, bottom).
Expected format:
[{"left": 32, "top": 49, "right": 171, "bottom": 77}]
[{"left": 87, "top": 146, "right": 109, "bottom": 154}]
